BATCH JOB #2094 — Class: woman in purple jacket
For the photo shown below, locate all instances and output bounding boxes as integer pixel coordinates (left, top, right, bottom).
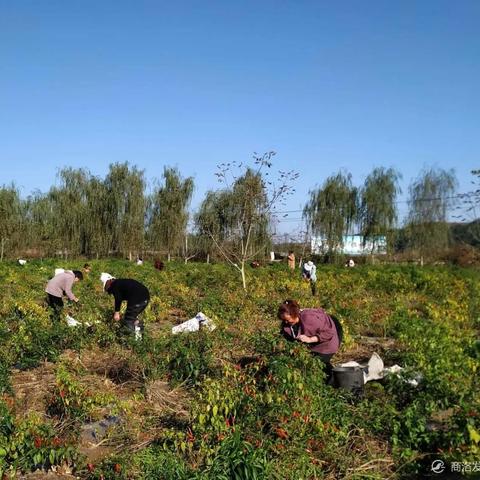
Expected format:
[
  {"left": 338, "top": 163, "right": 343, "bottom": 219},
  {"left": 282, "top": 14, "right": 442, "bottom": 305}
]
[{"left": 278, "top": 299, "right": 343, "bottom": 382}]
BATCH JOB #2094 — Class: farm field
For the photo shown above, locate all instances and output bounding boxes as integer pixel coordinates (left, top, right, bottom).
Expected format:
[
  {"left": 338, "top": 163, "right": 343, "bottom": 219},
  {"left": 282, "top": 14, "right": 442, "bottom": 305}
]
[{"left": 0, "top": 260, "right": 479, "bottom": 479}]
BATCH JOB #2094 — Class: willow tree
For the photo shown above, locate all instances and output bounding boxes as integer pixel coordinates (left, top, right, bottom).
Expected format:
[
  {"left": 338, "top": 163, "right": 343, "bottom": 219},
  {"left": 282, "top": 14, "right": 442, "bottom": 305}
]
[
  {"left": 197, "top": 152, "right": 297, "bottom": 289},
  {"left": 359, "top": 167, "right": 401, "bottom": 253},
  {"left": 47, "top": 168, "right": 92, "bottom": 257},
  {"left": 0, "top": 184, "right": 22, "bottom": 260},
  {"left": 104, "top": 163, "right": 146, "bottom": 259},
  {"left": 23, "top": 191, "right": 58, "bottom": 256},
  {"left": 84, "top": 177, "right": 111, "bottom": 257},
  {"left": 148, "top": 167, "right": 194, "bottom": 261},
  {"left": 195, "top": 189, "right": 236, "bottom": 262},
  {"left": 303, "top": 171, "right": 357, "bottom": 261},
  {"left": 406, "top": 167, "right": 457, "bottom": 258}
]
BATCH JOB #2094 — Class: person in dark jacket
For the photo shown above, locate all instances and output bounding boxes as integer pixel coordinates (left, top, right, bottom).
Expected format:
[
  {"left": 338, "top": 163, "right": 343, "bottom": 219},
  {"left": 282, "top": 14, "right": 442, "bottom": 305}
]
[
  {"left": 104, "top": 278, "right": 150, "bottom": 336},
  {"left": 278, "top": 299, "right": 343, "bottom": 383}
]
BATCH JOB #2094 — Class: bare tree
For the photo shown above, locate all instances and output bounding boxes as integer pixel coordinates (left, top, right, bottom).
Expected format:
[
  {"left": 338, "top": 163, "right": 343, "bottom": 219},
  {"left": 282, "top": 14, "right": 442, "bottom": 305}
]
[
  {"left": 454, "top": 169, "right": 480, "bottom": 245},
  {"left": 197, "top": 152, "right": 298, "bottom": 289}
]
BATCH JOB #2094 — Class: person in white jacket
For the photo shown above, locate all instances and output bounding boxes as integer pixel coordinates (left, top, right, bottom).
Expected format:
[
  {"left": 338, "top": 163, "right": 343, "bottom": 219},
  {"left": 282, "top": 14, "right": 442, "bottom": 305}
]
[{"left": 302, "top": 261, "right": 317, "bottom": 296}]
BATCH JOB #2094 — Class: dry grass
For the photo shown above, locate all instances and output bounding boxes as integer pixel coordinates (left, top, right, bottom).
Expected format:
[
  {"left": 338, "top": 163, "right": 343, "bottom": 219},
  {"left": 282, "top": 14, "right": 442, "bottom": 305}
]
[
  {"left": 145, "top": 380, "right": 189, "bottom": 417},
  {"left": 336, "top": 336, "right": 402, "bottom": 365},
  {"left": 60, "top": 346, "right": 143, "bottom": 384},
  {"left": 11, "top": 362, "right": 56, "bottom": 419},
  {"left": 343, "top": 429, "right": 395, "bottom": 479}
]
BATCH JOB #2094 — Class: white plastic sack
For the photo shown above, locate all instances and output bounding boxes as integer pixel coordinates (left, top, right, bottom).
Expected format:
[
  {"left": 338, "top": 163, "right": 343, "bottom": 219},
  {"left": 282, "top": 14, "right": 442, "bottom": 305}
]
[
  {"left": 65, "top": 314, "right": 99, "bottom": 328},
  {"left": 339, "top": 352, "right": 405, "bottom": 384},
  {"left": 172, "top": 312, "right": 216, "bottom": 334},
  {"left": 66, "top": 315, "right": 80, "bottom": 327},
  {"left": 382, "top": 365, "right": 421, "bottom": 387},
  {"left": 18, "top": 259, "right": 27, "bottom": 265}
]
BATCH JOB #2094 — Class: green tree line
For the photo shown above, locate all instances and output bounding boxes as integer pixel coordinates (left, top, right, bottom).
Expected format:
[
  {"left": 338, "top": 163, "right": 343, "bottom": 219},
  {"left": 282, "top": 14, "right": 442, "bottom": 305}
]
[{"left": 0, "top": 158, "right": 471, "bottom": 263}]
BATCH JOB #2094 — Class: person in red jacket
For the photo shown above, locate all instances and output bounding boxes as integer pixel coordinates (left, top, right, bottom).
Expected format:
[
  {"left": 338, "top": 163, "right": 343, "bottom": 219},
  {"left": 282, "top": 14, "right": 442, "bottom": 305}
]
[{"left": 278, "top": 299, "right": 343, "bottom": 383}]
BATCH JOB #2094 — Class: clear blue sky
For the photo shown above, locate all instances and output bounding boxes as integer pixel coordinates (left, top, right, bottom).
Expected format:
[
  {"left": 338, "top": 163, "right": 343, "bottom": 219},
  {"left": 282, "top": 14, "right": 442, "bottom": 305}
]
[{"left": 1, "top": 0, "right": 479, "bottom": 232}]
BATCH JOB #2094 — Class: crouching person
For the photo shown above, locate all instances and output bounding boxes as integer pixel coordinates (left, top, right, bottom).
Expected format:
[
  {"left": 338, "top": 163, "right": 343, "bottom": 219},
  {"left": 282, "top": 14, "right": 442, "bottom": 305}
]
[
  {"left": 102, "top": 274, "right": 150, "bottom": 339},
  {"left": 277, "top": 299, "right": 343, "bottom": 384}
]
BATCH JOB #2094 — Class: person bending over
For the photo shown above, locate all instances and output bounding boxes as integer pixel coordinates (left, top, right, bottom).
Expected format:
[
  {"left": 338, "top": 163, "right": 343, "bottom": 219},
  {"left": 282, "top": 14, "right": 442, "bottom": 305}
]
[
  {"left": 278, "top": 299, "right": 343, "bottom": 383},
  {"left": 45, "top": 270, "right": 83, "bottom": 320},
  {"left": 104, "top": 277, "right": 150, "bottom": 336}
]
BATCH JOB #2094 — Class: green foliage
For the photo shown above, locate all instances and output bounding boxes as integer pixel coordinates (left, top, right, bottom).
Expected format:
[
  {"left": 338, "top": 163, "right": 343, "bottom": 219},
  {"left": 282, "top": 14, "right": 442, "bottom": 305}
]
[
  {"left": 406, "top": 167, "right": 458, "bottom": 256},
  {"left": 132, "top": 447, "right": 193, "bottom": 480},
  {"left": 0, "top": 184, "right": 22, "bottom": 261},
  {"left": 164, "top": 331, "right": 215, "bottom": 385},
  {"left": 0, "top": 260, "right": 478, "bottom": 478},
  {"left": 359, "top": 167, "right": 402, "bottom": 252},
  {"left": 303, "top": 170, "right": 357, "bottom": 260},
  {"left": 202, "top": 430, "right": 272, "bottom": 480},
  {"left": 148, "top": 167, "right": 194, "bottom": 258},
  {"left": 0, "top": 404, "right": 77, "bottom": 477}
]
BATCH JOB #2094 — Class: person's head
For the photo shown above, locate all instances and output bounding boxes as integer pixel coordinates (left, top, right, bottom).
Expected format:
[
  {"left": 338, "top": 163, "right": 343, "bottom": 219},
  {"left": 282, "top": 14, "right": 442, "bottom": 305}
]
[
  {"left": 104, "top": 278, "right": 114, "bottom": 293},
  {"left": 73, "top": 270, "right": 83, "bottom": 282},
  {"left": 83, "top": 263, "right": 91, "bottom": 273},
  {"left": 289, "top": 250, "right": 294, "bottom": 255},
  {"left": 277, "top": 299, "right": 301, "bottom": 325}
]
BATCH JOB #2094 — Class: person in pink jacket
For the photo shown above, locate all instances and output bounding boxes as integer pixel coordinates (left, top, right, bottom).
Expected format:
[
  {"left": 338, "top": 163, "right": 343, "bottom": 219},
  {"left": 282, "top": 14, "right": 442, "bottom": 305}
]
[
  {"left": 45, "top": 270, "right": 83, "bottom": 320},
  {"left": 278, "top": 299, "right": 343, "bottom": 383}
]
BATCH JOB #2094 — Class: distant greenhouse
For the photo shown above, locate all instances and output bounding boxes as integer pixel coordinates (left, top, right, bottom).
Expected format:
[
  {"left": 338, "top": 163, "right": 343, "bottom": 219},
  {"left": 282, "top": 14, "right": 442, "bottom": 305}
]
[{"left": 311, "top": 235, "right": 387, "bottom": 255}]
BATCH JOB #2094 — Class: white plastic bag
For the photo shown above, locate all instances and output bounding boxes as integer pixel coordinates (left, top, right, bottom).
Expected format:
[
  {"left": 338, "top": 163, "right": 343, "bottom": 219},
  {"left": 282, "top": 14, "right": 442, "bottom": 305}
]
[
  {"left": 338, "top": 353, "right": 419, "bottom": 386},
  {"left": 339, "top": 352, "right": 385, "bottom": 384},
  {"left": 66, "top": 315, "right": 80, "bottom": 327},
  {"left": 65, "top": 314, "right": 99, "bottom": 328},
  {"left": 172, "top": 312, "right": 216, "bottom": 334},
  {"left": 196, "top": 312, "right": 216, "bottom": 332}
]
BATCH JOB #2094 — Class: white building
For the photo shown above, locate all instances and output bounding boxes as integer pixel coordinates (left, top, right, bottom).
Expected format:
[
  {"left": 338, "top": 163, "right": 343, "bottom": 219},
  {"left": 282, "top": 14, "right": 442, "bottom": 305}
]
[{"left": 311, "top": 235, "right": 387, "bottom": 255}]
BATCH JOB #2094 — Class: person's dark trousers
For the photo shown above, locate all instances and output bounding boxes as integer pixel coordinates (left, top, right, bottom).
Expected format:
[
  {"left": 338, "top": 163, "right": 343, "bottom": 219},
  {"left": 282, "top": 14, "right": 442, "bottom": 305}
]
[
  {"left": 314, "top": 352, "right": 334, "bottom": 384},
  {"left": 46, "top": 294, "right": 63, "bottom": 321},
  {"left": 314, "top": 316, "right": 343, "bottom": 384},
  {"left": 330, "top": 315, "right": 344, "bottom": 345},
  {"left": 310, "top": 280, "right": 317, "bottom": 296},
  {"left": 121, "top": 299, "right": 149, "bottom": 334}
]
